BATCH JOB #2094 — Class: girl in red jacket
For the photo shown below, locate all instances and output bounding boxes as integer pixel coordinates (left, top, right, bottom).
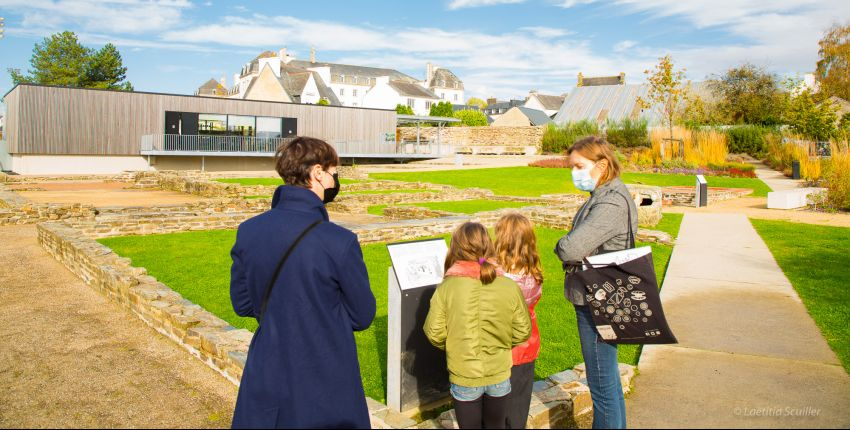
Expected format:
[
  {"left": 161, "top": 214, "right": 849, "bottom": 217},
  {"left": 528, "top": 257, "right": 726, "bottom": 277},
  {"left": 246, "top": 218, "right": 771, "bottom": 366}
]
[{"left": 495, "top": 213, "right": 544, "bottom": 429}]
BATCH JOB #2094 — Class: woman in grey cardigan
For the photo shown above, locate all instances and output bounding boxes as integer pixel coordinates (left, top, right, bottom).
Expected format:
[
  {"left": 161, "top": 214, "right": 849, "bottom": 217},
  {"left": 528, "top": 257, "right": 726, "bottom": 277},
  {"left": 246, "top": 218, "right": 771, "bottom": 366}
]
[{"left": 555, "top": 136, "right": 637, "bottom": 429}]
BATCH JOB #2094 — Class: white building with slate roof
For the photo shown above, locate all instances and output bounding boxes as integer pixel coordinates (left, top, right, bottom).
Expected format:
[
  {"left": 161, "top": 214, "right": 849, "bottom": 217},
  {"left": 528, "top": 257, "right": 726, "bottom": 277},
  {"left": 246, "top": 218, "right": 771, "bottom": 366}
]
[{"left": 197, "top": 49, "right": 464, "bottom": 115}]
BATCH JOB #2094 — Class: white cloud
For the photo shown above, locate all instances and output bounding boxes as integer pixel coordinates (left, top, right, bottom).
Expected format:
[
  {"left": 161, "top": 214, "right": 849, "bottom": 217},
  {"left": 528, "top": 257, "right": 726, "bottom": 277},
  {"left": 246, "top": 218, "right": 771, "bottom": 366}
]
[
  {"left": 607, "top": 0, "right": 850, "bottom": 79},
  {"left": 554, "top": 0, "right": 597, "bottom": 9},
  {"left": 0, "top": 0, "right": 193, "bottom": 34},
  {"left": 613, "top": 40, "right": 637, "bottom": 52},
  {"left": 518, "top": 26, "right": 574, "bottom": 38},
  {"left": 447, "top": 0, "right": 525, "bottom": 10}
]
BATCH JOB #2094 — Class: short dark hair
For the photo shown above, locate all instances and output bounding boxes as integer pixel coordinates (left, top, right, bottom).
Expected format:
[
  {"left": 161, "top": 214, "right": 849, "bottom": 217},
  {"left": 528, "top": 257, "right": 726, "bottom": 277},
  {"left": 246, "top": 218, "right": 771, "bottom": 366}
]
[{"left": 275, "top": 137, "right": 340, "bottom": 187}]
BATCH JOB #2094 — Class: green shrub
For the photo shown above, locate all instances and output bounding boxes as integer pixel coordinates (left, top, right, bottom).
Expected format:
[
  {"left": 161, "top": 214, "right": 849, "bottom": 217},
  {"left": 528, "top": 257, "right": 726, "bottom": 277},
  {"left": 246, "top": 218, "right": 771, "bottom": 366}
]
[
  {"left": 429, "top": 101, "right": 454, "bottom": 118},
  {"left": 605, "top": 118, "right": 649, "bottom": 147},
  {"left": 725, "top": 125, "right": 775, "bottom": 156},
  {"left": 453, "top": 109, "right": 489, "bottom": 126},
  {"left": 395, "top": 104, "right": 413, "bottom": 115},
  {"left": 541, "top": 120, "right": 600, "bottom": 154}
]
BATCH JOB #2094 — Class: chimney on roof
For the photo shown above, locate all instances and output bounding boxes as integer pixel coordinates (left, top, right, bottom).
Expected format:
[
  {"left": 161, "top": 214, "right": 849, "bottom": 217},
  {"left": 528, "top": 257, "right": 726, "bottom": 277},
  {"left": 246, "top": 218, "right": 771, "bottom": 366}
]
[
  {"left": 577, "top": 72, "right": 584, "bottom": 87},
  {"left": 487, "top": 97, "right": 497, "bottom": 106},
  {"left": 280, "top": 47, "right": 293, "bottom": 64},
  {"left": 426, "top": 62, "right": 434, "bottom": 83},
  {"left": 619, "top": 72, "right": 626, "bottom": 85},
  {"left": 310, "top": 46, "right": 316, "bottom": 63}
]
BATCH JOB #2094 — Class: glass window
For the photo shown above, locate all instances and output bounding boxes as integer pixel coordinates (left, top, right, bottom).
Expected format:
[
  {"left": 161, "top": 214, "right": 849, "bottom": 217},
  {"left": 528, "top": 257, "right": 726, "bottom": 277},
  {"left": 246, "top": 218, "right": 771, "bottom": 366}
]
[
  {"left": 198, "top": 114, "right": 227, "bottom": 135},
  {"left": 257, "top": 117, "right": 282, "bottom": 139},
  {"left": 407, "top": 98, "right": 415, "bottom": 108},
  {"left": 425, "top": 101, "right": 432, "bottom": 110},
  {"left": 454, "top": 94, "right": 458, "bottom": 101},
  {"left": 353, "top": 89, "right": 358, "bottom": 97},
  {"left": 227, "top": 115, "right": 255, "bottom": 137},
  {"left": 340, "top": 88, "right": 345, "bottom": 96},
  {"left": 441, "top": 93, "right": 445, "bottom": 99}
]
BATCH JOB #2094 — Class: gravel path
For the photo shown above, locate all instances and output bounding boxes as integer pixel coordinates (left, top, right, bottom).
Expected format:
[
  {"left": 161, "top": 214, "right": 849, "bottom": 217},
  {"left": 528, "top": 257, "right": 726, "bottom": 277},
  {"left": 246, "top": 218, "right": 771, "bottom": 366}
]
[{"left": 0, "top": 225, "right": 237, "bottom": 428}]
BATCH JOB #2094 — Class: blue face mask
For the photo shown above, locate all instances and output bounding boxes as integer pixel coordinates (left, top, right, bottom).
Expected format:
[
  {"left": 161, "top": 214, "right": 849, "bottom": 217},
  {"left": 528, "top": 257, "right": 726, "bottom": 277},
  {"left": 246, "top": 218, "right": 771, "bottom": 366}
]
[{"left": 571, "top": 162, "right": 598, "bottom": 192}]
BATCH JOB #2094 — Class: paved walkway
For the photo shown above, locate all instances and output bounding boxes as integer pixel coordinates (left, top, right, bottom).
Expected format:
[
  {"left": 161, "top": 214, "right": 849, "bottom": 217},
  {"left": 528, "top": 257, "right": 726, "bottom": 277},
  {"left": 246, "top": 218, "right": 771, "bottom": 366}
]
[
  {"left": 752, "top": 161, "right": 805, "bottom": 192},
  {"left": 626, "top": 213, "right": 850, "bottom": 428},
  {"left": 0, "top": 225, "right": 237, "bottom": 428}
]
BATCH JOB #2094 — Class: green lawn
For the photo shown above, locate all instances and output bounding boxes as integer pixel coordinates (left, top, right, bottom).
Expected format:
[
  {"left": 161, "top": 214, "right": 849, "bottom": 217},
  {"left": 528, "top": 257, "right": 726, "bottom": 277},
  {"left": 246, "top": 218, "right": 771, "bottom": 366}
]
[
  {"left": 367, "top": 199, "right": 534, "bottom": 216},
  {"left": 370, "top": 167, "right": 772, "bottom": 197},
  {"left": 751, "top": 219, "right": 850, "bottom": 373},
  {"left": 215, "top": 177, "right": 361, "bottom": 186},
  {"left": 99, "top": 217, "right": 682, "bottom": 402}
]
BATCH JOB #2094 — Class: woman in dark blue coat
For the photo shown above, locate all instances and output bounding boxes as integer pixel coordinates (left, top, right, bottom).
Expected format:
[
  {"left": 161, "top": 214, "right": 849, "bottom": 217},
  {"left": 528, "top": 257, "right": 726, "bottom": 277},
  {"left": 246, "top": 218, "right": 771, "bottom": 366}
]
[{"left": 230, "top": 137, "right": 376, "bottom": 429}]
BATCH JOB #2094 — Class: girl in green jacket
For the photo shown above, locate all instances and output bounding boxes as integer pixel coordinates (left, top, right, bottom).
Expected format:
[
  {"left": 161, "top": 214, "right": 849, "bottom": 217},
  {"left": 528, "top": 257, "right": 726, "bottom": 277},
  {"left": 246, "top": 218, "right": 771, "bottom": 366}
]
[{"left": 424, "top": 222, "right": 532, "bottom": 429}]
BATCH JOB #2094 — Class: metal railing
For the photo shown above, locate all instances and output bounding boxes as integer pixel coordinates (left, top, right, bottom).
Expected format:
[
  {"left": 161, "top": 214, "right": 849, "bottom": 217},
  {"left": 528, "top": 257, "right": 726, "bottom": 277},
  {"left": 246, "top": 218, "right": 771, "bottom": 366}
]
[
  {"left": 141, "top": 134, "right": 292, "bottom": 153},
  {"left": 141, "top": 134, "right": 455, "bottom": 157}
]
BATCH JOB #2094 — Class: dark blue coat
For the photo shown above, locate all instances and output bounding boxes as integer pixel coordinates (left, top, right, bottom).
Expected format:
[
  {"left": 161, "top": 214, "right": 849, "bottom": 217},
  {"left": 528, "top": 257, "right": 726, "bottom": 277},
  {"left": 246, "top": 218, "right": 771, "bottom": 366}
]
[{"left": 230, "top": 185, "right": 376, "bottom": 429}]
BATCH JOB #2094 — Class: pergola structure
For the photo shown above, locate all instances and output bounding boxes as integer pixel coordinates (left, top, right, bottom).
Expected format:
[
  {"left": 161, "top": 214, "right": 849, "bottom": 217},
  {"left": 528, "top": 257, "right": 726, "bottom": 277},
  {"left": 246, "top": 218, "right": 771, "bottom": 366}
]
[{"left": 396, "top": 114, "right": 460, "bottom": 156}]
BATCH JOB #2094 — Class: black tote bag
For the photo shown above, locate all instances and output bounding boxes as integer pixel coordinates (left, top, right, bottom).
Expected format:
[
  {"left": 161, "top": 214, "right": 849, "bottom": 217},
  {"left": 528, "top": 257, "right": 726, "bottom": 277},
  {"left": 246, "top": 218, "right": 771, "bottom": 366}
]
[{"left": 567, "top": 194, "right": 677, "bottom": 345}]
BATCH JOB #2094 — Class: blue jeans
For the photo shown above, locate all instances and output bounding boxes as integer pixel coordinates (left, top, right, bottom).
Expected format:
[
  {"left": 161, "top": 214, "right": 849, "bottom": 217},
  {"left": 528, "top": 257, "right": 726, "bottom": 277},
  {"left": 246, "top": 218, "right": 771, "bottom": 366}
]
[
  {"left": 575, "top": 304, "right": 627, "bottom": 429},
  {"left": 450, "top": 379, "right": 512, "bottom": 402}
]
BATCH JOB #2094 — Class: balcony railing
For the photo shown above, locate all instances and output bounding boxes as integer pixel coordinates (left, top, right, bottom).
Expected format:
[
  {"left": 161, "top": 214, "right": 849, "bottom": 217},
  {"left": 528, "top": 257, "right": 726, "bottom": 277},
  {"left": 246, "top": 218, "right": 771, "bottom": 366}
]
[
  {"left": 141, "top": 134, "right": 291, "bottom": 153},
  {"left": 140, "top": 134, "right": 455, "bottom": 158}
]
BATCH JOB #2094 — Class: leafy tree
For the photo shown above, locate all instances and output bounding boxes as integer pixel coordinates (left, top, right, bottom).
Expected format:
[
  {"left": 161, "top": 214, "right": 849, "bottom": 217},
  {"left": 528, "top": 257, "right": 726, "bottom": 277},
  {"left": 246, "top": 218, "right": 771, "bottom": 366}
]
[
  {"left": 637, "top": 55, "right": 690, "bottom": 146},
  {"left": 85, "top": 43, "right": 133, "bottom": 90},
  {"left": 317, "top": 98, "right": 329, "bottom": 106},
  {"left": 395, "top": 104, "right": 414, "bottom": 115},
  {"left": 9, "top": 31, "right": 90, "bottom": 86},
  {"left": 707, "top": 63, "right": 783, "bottom": 125},
  {"left": 784, "top": 89, "right": 838, "bottom": 141},
  {"left": 429, "top": 101, "right": 454, "bottom": 117},
  {"left": 816, "top": 23, "right": 850, "bottom": 101},
  {"left": 8, "top": 31, "right": 133, "bottom": 90},
  {"left": 453, "top": 109, "right": 488, "bottom": 126},
  {"left": 466, "top": 97, "right": 488, "bottom": 109}
]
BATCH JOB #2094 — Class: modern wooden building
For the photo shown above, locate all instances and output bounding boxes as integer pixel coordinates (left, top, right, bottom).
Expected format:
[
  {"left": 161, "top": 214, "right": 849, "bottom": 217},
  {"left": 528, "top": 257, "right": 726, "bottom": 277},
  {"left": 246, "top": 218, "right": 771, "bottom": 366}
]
[{"left": 1, "top": 84, "right": 449, "bottom": 175}]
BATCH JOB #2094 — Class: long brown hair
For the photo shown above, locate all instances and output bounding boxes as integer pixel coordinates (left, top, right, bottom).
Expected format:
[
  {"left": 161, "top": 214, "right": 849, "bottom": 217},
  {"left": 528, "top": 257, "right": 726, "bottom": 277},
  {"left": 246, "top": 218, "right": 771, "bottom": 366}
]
[
  {"left": 444, "top": 222, "right": 498, "bottom": 285},
  {"left": 494, "top": 213, "right": 544, "bottom": 285},
  {"left": 568, "top": 136, "right": 622, "bottom": 186}
]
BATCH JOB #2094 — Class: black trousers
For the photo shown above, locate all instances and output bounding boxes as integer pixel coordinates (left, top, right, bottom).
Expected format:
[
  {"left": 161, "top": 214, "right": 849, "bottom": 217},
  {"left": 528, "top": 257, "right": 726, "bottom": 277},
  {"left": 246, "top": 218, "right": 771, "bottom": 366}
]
[
  {"left": 506, "top": 361, "right": 536, "bottom": 429},
  {"left": 455, "top": 394, "right": 510, "bottom": 429}
]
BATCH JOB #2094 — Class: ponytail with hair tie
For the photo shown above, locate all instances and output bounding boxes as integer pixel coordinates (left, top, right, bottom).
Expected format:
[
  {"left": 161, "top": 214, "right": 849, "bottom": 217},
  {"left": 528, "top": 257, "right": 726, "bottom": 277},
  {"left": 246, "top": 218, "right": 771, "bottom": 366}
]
[{"left": 479, "top": 256, "right": 497, "bottom": 285}]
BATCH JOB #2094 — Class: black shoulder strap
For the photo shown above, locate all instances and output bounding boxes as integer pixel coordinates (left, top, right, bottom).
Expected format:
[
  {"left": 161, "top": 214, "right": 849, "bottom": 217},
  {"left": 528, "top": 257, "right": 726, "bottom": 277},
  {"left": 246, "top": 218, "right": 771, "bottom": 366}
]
[
  {"left": 618, "top": 192, "right": 636, "bottom": 249},
  {"left": 258, "top": 219, "right": 322, "bottom": 323}
]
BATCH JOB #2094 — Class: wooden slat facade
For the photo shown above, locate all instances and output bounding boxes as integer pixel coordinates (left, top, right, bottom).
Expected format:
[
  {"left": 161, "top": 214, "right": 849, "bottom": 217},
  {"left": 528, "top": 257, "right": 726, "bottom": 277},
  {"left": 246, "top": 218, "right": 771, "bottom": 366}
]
[{"left": 3, "top": 84, "right": 397, "bottom": 155}]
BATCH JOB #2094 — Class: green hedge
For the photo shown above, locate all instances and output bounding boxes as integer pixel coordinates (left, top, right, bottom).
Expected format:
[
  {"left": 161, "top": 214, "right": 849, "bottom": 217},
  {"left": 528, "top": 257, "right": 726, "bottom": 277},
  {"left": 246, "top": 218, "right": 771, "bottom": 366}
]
[
  {"left": 605, "top": 118, "right": 649, "bottom": 148},
  {"left": 541, "top": 120, "right": 599, "bottom": 154},
  {"left": 725, "top": 125, "right": 775, "bottom": 157}
]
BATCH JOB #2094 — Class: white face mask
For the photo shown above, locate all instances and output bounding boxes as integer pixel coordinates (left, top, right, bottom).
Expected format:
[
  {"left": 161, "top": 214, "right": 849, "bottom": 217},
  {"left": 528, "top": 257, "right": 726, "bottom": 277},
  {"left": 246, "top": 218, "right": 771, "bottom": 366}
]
[{"left": 571, "top": 161, "right": 598, "bottom": 192}]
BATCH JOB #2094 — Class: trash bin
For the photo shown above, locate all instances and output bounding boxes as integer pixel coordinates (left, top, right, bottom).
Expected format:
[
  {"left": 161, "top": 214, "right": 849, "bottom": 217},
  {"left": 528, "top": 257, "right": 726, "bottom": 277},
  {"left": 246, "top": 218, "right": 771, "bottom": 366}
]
[{"left": 792, "top": 160, "right": 801, "bottom": 180}]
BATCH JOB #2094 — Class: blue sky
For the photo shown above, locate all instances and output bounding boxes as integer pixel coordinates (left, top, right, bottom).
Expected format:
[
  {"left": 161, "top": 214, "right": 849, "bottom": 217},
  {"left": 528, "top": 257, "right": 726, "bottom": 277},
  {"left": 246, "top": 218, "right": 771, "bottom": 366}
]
[{"left": 0, "top": 0, "right": 848, "bottom": 113}]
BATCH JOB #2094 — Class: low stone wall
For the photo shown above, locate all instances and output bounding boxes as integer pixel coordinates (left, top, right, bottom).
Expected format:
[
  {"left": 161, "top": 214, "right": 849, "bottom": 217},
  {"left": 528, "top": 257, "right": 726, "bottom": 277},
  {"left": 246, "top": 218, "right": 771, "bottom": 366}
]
[
  {"left": 383, "top": 206, "right": 456, "bottom": 220},
  {"left": 328, "top": 187, "right": 494, "bottom": 214},
  {"left": 355, "top": 206, "right": 673, "bottom": 246},
  {"left": 139, "top": 171, "right": 278, "bottom": 198},
  {"left": 66, "top": 212, "right": 256, "bottom": 239},
  {"left": 37, "top": 222, "right": 253, "bottom": 387},
  {"left": 398, "top": 126, "right": 545, "bottom": 155},
  {"left": 0, "top": 172, "right": 121, "bottom": 183},
  {"left": 0, "top": 186, "right": 97, "bottom": 225},
  {"left": 662, "top": 186, "right": 754, "bottom": 206}
]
